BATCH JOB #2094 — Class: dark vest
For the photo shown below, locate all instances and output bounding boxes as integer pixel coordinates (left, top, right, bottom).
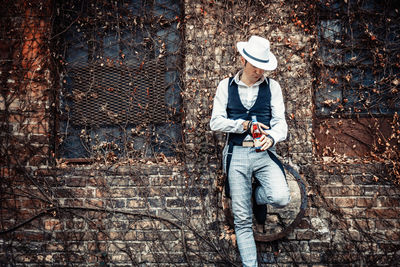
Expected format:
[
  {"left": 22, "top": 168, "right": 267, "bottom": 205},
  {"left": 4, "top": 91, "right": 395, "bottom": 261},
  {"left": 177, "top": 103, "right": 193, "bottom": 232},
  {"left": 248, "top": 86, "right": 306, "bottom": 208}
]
[{"left": 227, "top": 77, "right": 272, "bottom": 145}]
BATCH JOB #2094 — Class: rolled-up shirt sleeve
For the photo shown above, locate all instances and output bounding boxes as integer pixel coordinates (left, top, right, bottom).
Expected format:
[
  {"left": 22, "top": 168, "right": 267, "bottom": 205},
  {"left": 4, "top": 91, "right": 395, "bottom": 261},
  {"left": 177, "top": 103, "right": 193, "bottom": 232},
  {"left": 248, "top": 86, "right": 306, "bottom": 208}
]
[
  {"left": 264, "top": 79, "right": 288, "bottom": 144},
  {"left": 210, "top": 78, "right": 246, "bottom": 133}
]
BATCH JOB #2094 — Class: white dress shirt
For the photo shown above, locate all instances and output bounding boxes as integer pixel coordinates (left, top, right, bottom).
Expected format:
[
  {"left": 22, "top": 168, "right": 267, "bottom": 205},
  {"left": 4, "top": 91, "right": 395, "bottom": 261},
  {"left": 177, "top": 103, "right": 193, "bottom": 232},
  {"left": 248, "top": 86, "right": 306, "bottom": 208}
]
[{"left": 210, "top": 70, "right": 288, "bottom": 144}]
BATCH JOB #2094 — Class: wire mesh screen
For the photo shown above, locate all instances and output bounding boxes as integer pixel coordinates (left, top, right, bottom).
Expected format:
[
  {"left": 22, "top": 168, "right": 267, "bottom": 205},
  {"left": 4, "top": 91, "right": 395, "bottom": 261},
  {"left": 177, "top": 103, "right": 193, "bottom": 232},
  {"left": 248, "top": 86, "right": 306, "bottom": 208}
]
[
  {"left": 68, "top": 59, "right": 167, "bottom": 126},
  {"left": 53, "top": 0, "right": 183, "bottom": 159}
]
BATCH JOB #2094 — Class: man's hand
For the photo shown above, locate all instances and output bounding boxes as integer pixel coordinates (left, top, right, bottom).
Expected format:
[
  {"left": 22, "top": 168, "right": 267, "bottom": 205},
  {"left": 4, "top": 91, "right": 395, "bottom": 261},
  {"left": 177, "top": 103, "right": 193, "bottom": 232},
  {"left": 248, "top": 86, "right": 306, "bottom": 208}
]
[
  {"left": 250, "top": 122, "right": 272, "bottom": 151},
  {"left": 242, "top": 120, "right": 251, "bottom": 131},
  {"left": 250, "top": 122, "right": 269, "bottom": 134},
  {"left": 257, "top": 122, "right": 270, "bottom": 135},
  {"left": 258, "top": 134, "right": 273, "bottom": 151}
]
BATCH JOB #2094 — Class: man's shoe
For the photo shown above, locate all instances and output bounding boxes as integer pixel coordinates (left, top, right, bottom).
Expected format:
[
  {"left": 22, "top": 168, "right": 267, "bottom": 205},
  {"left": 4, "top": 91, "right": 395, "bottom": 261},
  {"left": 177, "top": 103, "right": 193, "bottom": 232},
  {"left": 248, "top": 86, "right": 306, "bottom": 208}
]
[{"left": 252, "top": 178, "right": 267, "bottom": 225}]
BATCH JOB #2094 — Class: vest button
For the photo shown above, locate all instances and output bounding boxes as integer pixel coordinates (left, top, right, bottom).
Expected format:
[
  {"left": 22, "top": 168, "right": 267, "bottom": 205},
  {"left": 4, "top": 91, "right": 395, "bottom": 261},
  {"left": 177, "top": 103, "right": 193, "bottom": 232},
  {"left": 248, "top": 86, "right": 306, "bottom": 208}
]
[{"left": 246, "top": 111, "right": 249, "bottom": 114}]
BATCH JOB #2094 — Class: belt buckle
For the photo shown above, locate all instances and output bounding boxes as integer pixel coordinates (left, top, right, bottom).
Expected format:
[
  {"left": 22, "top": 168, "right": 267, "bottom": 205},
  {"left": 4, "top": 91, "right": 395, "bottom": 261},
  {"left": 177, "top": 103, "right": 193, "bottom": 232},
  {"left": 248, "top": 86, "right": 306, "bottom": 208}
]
[{"left": 242, "top": 140, "right": 254, "bottom": 147}]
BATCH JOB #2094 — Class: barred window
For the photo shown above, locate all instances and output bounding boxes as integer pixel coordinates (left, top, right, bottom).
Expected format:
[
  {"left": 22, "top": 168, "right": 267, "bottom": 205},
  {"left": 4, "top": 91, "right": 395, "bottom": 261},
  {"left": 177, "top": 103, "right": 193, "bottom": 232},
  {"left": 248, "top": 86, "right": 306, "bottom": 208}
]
[
  {"left": 315, "top": 0, "right": 399, "bottom": 117},
  {"left": 54, "top": 0, "right": 183, "bottom": 159}
]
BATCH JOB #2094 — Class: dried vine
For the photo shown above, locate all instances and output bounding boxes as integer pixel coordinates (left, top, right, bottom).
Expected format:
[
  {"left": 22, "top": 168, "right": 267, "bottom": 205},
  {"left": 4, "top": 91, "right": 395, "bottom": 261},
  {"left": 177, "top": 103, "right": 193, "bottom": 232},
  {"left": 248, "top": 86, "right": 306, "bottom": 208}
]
[{"left": 0, "top": 0, "right": 399, "bottom": 266}]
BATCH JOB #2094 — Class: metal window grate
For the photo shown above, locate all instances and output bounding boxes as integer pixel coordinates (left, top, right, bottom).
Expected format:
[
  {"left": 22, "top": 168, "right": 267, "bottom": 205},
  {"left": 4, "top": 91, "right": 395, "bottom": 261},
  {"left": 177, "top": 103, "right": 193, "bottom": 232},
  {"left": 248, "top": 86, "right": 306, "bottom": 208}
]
[{"left": 68, "top": 58, "right": 166, "bottom": 126}]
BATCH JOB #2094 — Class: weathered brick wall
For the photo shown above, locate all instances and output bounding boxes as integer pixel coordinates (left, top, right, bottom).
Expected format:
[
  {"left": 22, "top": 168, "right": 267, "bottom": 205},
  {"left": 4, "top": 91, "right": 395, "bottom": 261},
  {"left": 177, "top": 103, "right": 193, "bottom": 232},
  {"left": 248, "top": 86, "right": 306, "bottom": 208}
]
[
  {"left": 0, "top": 0, "right": 52, "bottom": 170},
  {"left": 1, "top": 0, "right": 399, "bottom": 266}
]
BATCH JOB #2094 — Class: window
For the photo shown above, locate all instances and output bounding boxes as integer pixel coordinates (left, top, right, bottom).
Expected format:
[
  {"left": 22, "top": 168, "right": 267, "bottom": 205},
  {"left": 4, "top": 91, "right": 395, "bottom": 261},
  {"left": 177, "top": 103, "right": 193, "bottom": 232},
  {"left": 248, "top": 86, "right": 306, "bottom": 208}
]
[
  {"left": 54, "top": 0, "right": 183, "bottom": 159},
  {"left": 315, "top": 0, "right": 399, "bottom": 117},
  {"left": 314, "top": 0, "right": 400, "bottom": 157}
]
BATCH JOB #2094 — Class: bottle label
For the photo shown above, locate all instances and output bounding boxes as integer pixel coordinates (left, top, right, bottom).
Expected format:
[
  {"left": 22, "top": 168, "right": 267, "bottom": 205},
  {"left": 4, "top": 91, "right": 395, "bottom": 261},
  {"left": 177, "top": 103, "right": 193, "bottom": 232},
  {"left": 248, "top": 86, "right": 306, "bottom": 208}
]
[{"left": 254, "top": 137, "right": 262, "bottom": 149}]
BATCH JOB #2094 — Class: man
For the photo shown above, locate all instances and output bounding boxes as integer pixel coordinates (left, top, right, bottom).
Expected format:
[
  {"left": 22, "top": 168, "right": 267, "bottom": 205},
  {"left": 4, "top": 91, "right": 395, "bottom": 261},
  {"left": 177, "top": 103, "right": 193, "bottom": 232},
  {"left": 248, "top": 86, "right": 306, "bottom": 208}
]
[{"left": 210, "top": 35, "right": 290, "bottom": 267}]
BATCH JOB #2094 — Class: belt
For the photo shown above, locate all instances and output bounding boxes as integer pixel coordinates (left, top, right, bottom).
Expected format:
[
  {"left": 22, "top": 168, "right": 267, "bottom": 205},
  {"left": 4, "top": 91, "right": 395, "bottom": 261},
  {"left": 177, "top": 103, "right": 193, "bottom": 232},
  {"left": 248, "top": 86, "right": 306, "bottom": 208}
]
[{"left": 242, "top": 140, "right": 254, "bottom": 147}]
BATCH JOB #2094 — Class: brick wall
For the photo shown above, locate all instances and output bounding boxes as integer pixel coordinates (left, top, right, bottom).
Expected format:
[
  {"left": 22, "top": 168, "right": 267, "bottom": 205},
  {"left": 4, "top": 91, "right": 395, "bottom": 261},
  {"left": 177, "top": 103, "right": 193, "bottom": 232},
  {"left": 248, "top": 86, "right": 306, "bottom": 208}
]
[{"left": 1, "top": 0, "right": 399, "bottom": 266}]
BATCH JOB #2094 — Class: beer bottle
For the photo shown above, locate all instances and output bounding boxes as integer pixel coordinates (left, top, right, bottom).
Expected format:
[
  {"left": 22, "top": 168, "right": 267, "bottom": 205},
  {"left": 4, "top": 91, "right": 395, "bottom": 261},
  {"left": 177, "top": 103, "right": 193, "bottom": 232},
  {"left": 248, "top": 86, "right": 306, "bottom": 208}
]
[{"left": 251, "top": 116, "right": 262, "bottom": 152}]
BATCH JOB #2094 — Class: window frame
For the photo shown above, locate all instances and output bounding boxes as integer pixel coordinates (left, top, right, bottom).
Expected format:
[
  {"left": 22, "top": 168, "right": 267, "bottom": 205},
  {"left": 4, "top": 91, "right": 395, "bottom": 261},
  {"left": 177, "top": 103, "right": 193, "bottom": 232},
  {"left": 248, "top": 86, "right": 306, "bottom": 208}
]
[{"left": 53, "top": 0, "right": 184, "bottom": 161}]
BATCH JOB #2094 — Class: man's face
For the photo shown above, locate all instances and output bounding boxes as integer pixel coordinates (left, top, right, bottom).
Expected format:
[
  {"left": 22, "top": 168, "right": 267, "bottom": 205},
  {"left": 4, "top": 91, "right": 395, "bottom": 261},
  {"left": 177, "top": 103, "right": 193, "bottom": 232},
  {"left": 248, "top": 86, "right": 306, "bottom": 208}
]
[{"left": 241, "top": 57, "right": 265, "bottom": 84}]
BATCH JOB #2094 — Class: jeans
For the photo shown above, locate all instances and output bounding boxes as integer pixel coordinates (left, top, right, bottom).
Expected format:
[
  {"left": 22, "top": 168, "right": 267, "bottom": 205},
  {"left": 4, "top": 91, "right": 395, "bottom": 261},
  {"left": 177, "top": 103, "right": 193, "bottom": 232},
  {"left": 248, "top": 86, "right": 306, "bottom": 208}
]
[{"left": 223, "top": 146, "right": 290, "bottom": 267}]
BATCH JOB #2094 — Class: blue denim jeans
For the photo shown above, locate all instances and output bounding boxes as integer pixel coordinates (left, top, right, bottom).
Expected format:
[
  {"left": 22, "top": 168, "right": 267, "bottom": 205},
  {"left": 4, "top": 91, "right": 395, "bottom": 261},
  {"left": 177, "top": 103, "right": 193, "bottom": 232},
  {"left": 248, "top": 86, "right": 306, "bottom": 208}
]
[{"left": 223, "top": 146, "right": 290, "bottom": 267}]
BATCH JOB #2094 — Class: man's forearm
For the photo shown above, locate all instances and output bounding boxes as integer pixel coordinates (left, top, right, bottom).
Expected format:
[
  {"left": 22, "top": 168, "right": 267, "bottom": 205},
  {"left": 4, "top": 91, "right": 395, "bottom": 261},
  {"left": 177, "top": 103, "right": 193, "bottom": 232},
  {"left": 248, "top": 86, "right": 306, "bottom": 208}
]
[{"left": 210, "top": 116, "right": 247, "bottom": 133}]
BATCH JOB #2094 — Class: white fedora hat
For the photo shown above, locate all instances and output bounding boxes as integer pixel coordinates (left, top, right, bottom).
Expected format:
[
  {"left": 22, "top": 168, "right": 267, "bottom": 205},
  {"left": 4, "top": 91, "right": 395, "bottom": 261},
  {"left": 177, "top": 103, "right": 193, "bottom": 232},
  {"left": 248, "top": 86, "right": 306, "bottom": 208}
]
[{"left": 237, "top": 35, "right": 277, "bottom": 71}]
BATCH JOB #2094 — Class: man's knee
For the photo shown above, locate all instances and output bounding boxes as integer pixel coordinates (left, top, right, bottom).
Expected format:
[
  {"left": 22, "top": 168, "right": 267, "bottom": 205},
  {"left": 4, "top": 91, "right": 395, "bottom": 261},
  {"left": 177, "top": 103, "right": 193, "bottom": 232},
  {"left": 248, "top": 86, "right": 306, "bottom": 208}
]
[{"left": 270, "top": 192, "right": 290, "bottom": 208}]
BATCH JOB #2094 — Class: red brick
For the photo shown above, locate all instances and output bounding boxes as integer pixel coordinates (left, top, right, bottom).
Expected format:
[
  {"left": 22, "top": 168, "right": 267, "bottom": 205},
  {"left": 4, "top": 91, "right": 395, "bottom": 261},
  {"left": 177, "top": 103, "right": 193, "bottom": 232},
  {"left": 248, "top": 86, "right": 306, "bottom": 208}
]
[
  {"left": 64, "top": 199, "right": 84, "bottom": 206},
  {"left": 365, "top": 208, "right": 399, "bottom": 219},
  {"left": 15, "top": 232, "right": 45, "bottom": 241},
  {"left": 19, "top": 198, "right": 46, "bottom": 209},
  {"left": 375, "top": 219, "right": 399, "bottom": 230},
  {"left": 385, "top": 230, "right": 400, "bottom": 241},
  {"left": 44, "top": 219, "right": 63, "bottom": 231},
  {"left": 86, "top": 199, "right": 104, "bottom": 208},
  {"left": 65, "top": 219, "right": 85, "bottom": 230},
  {"left": 297, "top": 218, "right": 312, "bottom": 229},
  {"left": 378, "top": 197, "right": 400, "bottom": 207},
  {"left": 127, "top": 199, "right": 146, "bottom": 208},
  {"left": 356, "top": 198, "right": 376, "bottom": 208},
  {"left": 296, "top": 230, "right": 315, "bottom": 240},
  {"left": 28, "top": 155, "right": 46, "bottom": 165},
  {"left": 321, "top": 186, "right": 362, "bottom": 197},
  {"left": 334, "top": 197, "right": 355, "bottom": 208}
]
